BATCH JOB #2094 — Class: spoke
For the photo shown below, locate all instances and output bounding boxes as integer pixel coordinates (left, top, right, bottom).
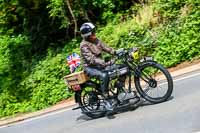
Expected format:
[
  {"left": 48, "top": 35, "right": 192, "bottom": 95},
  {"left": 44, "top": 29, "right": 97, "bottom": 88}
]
[
  {"left": 158, "top": 86, "right": 167, "bottom": 96},
  {"left": 148, "top": 85, "right": 166, "bottom": 98},
  {"left": 154, "top": 87, "right": 159, "bottom": 97},
  {"left": 147, "top": 87, "right": 153, "bottom": 96},
  {"left": 137, "top": 64, "right": 172, "bottom": 102},
  {"left": 141, "top": 73, "right": 152, "bottom": 83},
  {"left": 81, "top": 90, "right": 104, "bottom": 112},
  {"left": 144, "top": 86, "right": 150, "bottom": 93}
]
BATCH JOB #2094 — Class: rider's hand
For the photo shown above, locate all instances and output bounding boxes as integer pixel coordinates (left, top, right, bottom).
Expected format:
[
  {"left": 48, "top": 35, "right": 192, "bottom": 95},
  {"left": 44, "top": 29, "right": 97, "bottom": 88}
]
[
  {"left": 105, "top": 59, "right": 115, "bottom": 66},
  {"left": 110, "top": 59, "right": 115, "bottom": 64}
]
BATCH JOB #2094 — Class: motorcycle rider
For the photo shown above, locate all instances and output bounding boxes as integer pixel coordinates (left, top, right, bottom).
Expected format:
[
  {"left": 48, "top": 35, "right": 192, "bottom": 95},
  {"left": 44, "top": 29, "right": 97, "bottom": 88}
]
[{"left": 80, "top": 22, "right": 116, "bottom": 110}]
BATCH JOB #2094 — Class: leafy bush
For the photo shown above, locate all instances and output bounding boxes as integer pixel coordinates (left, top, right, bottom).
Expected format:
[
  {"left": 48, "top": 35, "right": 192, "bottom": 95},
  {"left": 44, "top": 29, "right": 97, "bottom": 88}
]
[
  {"left": 0, "top": 35, "right": 31, "bottom": 93},
  {"left": 153, "top": 0, "right": 200, "bottom": 67},
  {"left": 98, "top": 0, "right": 200, "bottom": 67},
  {"left": 0, "top": 38, "right": 80, "bottom": 117},
  {"left": 98, "top": 18, "right": 156, "bottom": 56},
  {"left": 0, "top": 35, "right": 32, "bottom": 117}
]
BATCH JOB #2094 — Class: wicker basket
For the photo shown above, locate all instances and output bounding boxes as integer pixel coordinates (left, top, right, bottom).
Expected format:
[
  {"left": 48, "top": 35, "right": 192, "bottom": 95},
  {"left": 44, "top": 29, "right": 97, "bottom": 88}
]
[{"left": 64, "top": 71, "right": 89, "bottom": 86}]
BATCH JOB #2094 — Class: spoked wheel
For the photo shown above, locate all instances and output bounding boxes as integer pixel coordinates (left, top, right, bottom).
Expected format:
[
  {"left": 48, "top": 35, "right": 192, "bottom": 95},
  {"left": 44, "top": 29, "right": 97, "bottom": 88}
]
[
  {"left": 134, "top": 61, "right": 173, "bottom": 103},
  {"left": 77, "top": 86, "right": 106, "bottom": 118}
]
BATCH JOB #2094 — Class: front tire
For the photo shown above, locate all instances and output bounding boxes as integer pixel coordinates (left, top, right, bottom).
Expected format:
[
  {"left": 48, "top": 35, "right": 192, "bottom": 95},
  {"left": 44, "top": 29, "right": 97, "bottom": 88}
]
[{"left": 134, "top": 61, "right": 173, "bottom": 103}]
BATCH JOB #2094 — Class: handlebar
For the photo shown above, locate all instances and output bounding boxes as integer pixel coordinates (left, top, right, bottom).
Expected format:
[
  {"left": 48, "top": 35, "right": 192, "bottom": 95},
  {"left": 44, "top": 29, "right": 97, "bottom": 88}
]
[
  {"left": 115, "top": 48, "right": 128, "bottom": 58},
  {"left": 114, "top": 47, "right": 139, "bottom": 62}
]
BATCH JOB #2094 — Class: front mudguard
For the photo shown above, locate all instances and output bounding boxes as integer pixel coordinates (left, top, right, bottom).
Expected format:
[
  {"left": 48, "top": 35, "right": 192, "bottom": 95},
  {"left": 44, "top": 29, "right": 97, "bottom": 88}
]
[{"left": 134, "top": 60, "right": 158, "bottom": 78}]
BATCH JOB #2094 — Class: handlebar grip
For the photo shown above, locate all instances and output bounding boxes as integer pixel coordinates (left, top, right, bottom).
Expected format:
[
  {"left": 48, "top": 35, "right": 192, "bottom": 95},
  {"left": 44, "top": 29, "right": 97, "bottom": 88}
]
[
  {"left": 115, "top": 48, "right": 127, "bottom": 57},
  {"left": 115, "top": 48, "right": 124, "bottom": 55}
]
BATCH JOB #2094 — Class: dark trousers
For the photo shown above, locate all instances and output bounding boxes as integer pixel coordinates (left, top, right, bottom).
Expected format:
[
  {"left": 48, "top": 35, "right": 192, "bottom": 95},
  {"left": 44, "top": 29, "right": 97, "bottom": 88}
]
[{"left": 84, "top": 66, "right": 109, "bottom": 93}]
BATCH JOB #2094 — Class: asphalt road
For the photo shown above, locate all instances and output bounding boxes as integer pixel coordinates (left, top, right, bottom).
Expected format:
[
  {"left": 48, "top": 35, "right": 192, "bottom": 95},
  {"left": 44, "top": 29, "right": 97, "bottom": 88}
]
[{"left": 1, "top": 70, "right": 200, "bottom": 133}]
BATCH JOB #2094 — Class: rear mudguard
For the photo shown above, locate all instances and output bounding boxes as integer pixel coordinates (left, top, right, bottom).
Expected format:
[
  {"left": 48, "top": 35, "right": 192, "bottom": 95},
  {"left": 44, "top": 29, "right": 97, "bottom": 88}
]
[
  {"left": 74, "top": 90, "right": 81, "bottom": 103},
  {"left": 74, "top": 81, "right": 99, "bottom": 103}
]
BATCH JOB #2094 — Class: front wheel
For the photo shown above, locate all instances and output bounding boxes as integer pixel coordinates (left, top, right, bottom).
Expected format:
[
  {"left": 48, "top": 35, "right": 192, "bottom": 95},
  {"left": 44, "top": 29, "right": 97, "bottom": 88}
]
[{"left": 134, "top": 61, "right": 173, "bottom": 103}]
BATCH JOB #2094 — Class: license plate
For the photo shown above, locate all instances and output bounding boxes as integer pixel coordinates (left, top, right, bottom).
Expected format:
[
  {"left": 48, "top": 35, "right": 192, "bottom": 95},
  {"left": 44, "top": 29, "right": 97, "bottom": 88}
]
[{"left": 140, "top": 56, "right": 153, "bottom": 62}]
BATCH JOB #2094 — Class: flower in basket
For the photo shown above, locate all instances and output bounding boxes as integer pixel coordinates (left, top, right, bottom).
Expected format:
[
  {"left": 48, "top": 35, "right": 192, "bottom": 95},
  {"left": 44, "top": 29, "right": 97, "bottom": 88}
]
[{"left": 71, "top": 85, "right": 81, "bottom": 91}]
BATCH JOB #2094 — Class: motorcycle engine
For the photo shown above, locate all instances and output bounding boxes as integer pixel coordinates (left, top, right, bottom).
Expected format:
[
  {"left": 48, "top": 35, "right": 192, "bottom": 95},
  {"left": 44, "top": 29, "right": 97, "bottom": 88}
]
[
  {"left": 117, "top": 91, "right": 136, "bottom": 102},
  {"left": 108, "top": 67, "right": 129, "bottom": 79}
]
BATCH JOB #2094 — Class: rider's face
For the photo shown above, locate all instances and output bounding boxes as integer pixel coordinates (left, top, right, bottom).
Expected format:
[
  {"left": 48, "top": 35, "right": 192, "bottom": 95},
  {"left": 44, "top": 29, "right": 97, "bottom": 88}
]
[{"left": 88, "top": 33, "right": 97, "bottom": 42}]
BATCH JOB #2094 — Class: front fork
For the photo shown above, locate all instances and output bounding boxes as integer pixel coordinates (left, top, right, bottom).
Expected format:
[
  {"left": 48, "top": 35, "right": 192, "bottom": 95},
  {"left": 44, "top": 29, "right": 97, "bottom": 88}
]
[{"left": 128, "top": 71, "right": 132, "bottom": 93}]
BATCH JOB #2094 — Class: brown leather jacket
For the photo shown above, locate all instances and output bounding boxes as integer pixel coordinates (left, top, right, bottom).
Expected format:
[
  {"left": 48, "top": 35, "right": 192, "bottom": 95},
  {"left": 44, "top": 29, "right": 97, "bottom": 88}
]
[{"left": 80, "top": 39, "right": 115, "bottom": 68}]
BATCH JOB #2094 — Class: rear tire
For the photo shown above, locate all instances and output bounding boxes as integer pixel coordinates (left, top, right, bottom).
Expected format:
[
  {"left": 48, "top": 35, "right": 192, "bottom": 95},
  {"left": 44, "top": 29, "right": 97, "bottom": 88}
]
[
  {"left": 134, "top": 61, "right": 173, "bottom": 103},
  {"left": 76, "top": 86, "right": 106, "bottom": 119}
]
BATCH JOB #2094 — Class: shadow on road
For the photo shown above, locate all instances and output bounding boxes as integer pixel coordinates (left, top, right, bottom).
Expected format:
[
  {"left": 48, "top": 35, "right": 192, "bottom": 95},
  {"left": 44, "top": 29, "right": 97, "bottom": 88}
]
[
  {"left": 76, "top": 96, "right": 174, "bottom": 122},
  {"left": 76, "top": 114, "right": 93, "bottom": 121},
  {"left": 140, "top": 96, "right": 174, "bottom": 107}
]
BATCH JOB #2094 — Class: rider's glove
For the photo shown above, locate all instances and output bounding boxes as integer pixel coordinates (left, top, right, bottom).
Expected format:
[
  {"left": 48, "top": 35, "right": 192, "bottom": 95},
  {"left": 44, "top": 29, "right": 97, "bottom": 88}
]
[{"left": 105, "top": 59, "right": 115, "bottom": 66}]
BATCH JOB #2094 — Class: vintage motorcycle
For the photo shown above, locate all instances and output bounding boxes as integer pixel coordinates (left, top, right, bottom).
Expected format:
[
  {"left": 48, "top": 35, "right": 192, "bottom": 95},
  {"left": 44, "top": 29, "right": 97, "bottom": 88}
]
[{"left": 64, "top": 48, "right": 173, "bottom": 118}]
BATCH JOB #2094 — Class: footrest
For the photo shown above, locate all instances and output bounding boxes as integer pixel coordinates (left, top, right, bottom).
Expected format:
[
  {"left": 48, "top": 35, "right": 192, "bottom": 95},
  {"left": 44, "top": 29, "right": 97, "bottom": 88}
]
[{"left": 72, "top": 106, "right": 82, "bottom": 110}]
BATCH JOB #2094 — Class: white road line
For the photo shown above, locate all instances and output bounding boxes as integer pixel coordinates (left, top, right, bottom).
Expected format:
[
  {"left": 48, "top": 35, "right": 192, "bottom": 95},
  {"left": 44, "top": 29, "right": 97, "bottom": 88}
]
[
  {"left": 22, "top": 106, "right": 75, "bottom": 122},
  {"left": 1, "top": 72, "right": 200, "bottom": 128},
  {"left": 159, "top": 72, "right": 200, "bottom": 86},
  {"left": 173, "top": 72, "right": 200, "bottom": 82},
  {"left": 0, "top": 106, "right": 75, "bottom": 128}
]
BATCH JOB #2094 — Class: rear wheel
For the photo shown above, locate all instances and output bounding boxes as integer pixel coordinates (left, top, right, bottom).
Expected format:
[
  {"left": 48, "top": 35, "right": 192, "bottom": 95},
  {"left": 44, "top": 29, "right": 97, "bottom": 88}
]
[
  {"left": 134, "top": 61, "right": 173, "bottom": 103},
  {"left": 76, "top": 86, "right": 106, "bottom": 118}
]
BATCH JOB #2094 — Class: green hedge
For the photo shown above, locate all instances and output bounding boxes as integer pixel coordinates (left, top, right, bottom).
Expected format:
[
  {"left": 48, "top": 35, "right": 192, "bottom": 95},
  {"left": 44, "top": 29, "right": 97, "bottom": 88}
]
[
  {"left": 153, "top": 0, "right": 200, "bottom": 67},
  {"left": 0, "top": 38, "right": 79, "bottom": 117}
]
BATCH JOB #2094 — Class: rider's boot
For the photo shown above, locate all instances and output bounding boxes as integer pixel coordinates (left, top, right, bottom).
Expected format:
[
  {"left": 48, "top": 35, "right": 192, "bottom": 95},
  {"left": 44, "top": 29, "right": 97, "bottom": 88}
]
[
  {"left": 102, "top": 93, "right": 114, "bottom": 111},
  {"left": 99, "top": 72, "right": 114, "bottom": 111}
]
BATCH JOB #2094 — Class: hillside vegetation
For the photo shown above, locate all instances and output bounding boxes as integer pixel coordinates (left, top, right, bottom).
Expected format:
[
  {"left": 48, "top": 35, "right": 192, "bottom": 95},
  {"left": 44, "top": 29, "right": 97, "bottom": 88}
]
[{"left": 0, "top": 0, "right": 199, "bottom": 117}]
